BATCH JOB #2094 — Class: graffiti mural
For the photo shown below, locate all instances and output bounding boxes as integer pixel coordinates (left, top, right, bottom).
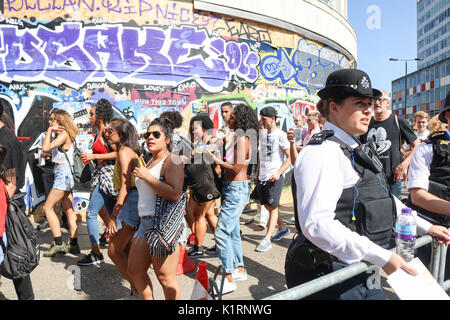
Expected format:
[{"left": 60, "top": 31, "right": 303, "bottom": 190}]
[
  {"left": 0, "top": 0, "right": 353, "bottom": 211},
  {"left": 259, "top": 38, "right": 350, "bottom": 93},
  {"left": 0, "top": 23, "right": 259, "bottom": 92}
]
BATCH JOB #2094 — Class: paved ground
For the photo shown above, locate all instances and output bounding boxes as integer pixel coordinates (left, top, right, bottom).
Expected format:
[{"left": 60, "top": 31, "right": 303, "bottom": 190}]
[{"left": 0, "top": 203, "right": 399, "bottom": 300}]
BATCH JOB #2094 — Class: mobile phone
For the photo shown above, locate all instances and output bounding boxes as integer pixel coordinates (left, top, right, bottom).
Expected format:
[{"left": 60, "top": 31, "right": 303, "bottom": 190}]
[{"left": 294, "top": 128, "right": 302, "bottom": 139}]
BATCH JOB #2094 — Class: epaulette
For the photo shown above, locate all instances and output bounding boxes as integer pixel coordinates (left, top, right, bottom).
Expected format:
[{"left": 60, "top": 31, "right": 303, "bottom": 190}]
[
  {"left": 424, "top": 131, "right": 447, "bottom": 144},
  {"left": 308, "top": 130, "right": 335, "bottom": 145}
]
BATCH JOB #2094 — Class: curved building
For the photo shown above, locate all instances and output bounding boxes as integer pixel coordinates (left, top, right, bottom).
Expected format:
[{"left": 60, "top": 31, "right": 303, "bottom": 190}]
[{"left": 0, "top": 0, "right": 357, "bottom": 209}]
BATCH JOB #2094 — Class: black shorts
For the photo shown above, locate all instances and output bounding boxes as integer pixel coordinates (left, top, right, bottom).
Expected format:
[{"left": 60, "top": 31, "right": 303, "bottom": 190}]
[{"left": 257, "top": 176, "right": 285, "bottom": 207}]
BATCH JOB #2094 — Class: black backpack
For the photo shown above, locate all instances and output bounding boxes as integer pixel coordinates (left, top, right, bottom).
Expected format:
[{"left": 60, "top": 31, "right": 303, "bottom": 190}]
[{"left": 0, "top": 192, "right": 40, "bottom": 279}]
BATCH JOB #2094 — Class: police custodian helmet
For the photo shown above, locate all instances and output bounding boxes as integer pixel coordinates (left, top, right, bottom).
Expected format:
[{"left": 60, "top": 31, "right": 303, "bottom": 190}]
[
  {"left": 438, "top": 91, "right": 450, "bottom": 123},
  {"left": 318, "top": 69, "right": 382, "bottom": 100}
]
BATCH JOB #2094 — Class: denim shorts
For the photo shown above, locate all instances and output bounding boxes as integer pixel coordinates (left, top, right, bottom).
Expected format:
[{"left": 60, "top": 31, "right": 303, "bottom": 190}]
[
  {"left": 134, "top": 215, "right": 156, "bottom": 238},
  {"left": 52, "top": 164, "right": 74, "bottom": 191},
  {"left": 116, "top": 188, "right": 140, "bottom": 230}
]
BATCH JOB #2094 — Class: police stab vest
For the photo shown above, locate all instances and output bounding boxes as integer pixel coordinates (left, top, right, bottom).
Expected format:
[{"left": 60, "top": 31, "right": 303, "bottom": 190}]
[
  {"left": 294, "top": 130, "right": 397, "bottom": 249},
  {"left": 406, "top": 131, "right": 450, "bottom": 227}
]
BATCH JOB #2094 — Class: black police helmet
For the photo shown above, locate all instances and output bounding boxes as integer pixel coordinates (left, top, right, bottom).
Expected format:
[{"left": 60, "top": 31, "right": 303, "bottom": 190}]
[
  {"left": 438, "top": 91, "right": 450, "bottom": 123},
  {"left": 317, "top": 69, "right": 382, "bottom": 100}
]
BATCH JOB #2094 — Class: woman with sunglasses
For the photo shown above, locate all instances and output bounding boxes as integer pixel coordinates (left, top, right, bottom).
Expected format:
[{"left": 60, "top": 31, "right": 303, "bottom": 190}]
[
  {"left": 128, "top": 118, "right": 184, "bottom": 300},
  {"left": 77, "top": 99, "right": 118, "bottom": 266},
  {"left": 104, "top": 117, "right": 144, "bottom": 298},
  {"left": 206, "top": 104, "right": 259, "bottom": 294},
  {"left": 41, "top": 109, "right": 80, "bottom": 257},
  {"left": 184, "top": 113, "right": 220, "bottom": 257}
]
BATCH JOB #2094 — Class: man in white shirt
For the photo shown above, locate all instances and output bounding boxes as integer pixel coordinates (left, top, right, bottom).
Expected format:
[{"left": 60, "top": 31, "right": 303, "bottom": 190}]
[
  {"left": 285, "top": 69, "right": 450, "bottom": 300},
  {"left": 255, "top": 107, "right": 291, "bottom": 252},
  {"left": 403, "top": 111, "right": 430, "bottom": 159},
  {"left": 406, "top": 92, "right": 450, "bottom": 280}
]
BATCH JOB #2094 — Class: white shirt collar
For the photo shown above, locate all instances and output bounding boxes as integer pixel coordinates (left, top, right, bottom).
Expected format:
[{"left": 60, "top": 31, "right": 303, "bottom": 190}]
[{"left": 323, "top": 122, "right": 359, "bottom": 148}]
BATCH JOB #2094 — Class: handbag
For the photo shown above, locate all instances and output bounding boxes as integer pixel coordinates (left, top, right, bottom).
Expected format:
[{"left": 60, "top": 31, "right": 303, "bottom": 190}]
[
  {"left": 61, "top": 140, "right": 93, "bottom": 183},
  {"left": 145, "top": 157, "right": 187, "bottom": 258},
  {"left": 185, "top": 163, "right": 221, "bottom": 203}
]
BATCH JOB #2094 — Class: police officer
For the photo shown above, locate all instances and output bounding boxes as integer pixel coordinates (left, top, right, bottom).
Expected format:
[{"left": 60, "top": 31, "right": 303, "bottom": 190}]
[
  {"left": 406, "top": 91, "right": 450, "bottom": 279},
  {"left": 285, "top": 69, "right": 450, "bottom": 300}
]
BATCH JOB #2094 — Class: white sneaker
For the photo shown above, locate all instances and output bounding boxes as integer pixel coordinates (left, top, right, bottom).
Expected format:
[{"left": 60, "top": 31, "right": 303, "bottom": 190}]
[
  {"left": 232, "top": 268, "right": 248, "bottom": 281},
  {"left": 216, "top": 278, "right": 236, "bottom": 295}
]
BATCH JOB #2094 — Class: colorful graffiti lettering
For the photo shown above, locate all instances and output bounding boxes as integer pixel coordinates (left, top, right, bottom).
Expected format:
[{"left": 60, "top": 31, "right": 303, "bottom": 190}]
[
  {"left": 0, "top": 23, "right": 259, "bottom": 92},
  {"left": 259, "top": 38, "right": 350, "bottom": 93}
]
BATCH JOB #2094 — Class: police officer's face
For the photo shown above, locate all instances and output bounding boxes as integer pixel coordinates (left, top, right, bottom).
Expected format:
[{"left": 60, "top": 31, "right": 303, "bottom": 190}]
[{"left": 330, "top": 97, "right": 373, "bottom": 136}]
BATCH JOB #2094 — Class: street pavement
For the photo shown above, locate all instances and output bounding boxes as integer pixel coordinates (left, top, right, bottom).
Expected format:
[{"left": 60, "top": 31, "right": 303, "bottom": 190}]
[
  {"left": 0, "top": 202, "right": 399, "bottom": 300},
  {"left": 0, "top": 204, "right": 293, "bottom": 300}
]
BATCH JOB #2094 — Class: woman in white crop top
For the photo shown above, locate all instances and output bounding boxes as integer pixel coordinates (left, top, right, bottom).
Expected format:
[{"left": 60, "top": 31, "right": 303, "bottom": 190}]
[
  {"left": 41, "top": 109, "right": 80, "bottom": 258},
  {"left": 129, "top": 117, "right": 184, "bottom": 300}
]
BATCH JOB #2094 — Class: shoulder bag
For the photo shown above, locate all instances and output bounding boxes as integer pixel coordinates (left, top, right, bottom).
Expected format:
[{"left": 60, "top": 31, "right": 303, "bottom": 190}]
[{"left": 145, "top": 157, "right": 187, "bottom": 258}]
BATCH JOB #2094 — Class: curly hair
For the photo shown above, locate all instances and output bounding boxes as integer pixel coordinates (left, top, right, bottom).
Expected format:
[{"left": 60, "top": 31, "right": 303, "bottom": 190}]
[
  {"left": 160, "top": 111, "right": 183, "bottom": 129},
  {"left": 189, "top": 113, "right": 214, "bottom": 133},
  {"left": 148, "top": 117, "right": 174, "bottom": 151},
  {"left": 233, "top": 104, "right": 259, "bottom": 135},
  {"left": 95, "top": 98, "right": 114, "bottom": 124},
  {"left": 51, "top": 109, "right": 79, "bottom": 140},
  {"left": 429, "top": 114, "right": 448, "bottom": 133}
]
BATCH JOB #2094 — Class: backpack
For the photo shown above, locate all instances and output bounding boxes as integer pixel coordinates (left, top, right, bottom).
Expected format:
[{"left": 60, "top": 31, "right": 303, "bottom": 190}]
[
  {"left": 61, "top": 140, "right": 93, "bottom": 184},
  {"left": 0, "top": 192, "right": 40, "bottom": 279}
]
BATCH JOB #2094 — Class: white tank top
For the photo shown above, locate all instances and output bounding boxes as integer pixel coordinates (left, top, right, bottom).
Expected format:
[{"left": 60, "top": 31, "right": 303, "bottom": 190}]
[
  {"left": 135, "top": 155, "right": 169, "bottom": 217},
  {"left": 52, "top": 143, "right": 74, "bottom": 165}
]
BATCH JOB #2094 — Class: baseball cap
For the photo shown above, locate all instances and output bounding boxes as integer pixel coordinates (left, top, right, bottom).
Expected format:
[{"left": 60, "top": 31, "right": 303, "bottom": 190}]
[
  {"left": 438, "top": 91, "right": 450, "bottom": 123},
  {"left": 259, "top": 106, "right": 279, "bottom": 118}
]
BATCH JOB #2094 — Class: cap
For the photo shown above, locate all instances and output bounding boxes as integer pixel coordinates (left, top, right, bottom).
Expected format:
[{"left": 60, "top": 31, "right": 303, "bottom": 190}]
[
  {"left": 317, "top": 69, "right": 382, "bottom": 100},
  {"left": 260, "top": 106, "right": 278, "bottom": 118},
  {"left": 438, "top": 91, "right": 450, "bottom": 123}
]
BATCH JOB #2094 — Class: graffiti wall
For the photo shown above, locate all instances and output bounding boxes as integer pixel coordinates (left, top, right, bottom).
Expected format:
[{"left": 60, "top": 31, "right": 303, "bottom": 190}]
[{"left": 0, "top": 0, "right": 351, "bottom": 210}]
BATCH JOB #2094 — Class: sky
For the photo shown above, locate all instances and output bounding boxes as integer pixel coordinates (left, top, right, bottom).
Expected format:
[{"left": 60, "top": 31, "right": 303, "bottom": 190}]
[{"left": 347, "top": 0, "right": 418, "bottom": 95}]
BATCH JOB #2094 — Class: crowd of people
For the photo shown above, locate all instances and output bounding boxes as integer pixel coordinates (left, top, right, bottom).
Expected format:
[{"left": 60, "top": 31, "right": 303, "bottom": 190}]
[{"left": 0, "top": 68, "right": 449, "bottom": 300}]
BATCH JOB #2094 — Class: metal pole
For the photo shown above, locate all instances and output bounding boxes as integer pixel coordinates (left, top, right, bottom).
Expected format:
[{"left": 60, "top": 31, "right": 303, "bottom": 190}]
[
  {"left": 430, "top": 238, "right": 441, "bottom": 280},
  {"left": 264, "top": 262, "right": 371, "bottom": 300},
  {"left": 438, "top": 244, "right": 448, "bottom": 286},
  {"left": 404, "top": 61, "right": 408, "bottom": 115}
]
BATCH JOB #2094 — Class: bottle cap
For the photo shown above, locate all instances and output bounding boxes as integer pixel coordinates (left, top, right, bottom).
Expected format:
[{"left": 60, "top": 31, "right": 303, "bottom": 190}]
[{"left": 401, "top": 208, "right": 412, "bottom": 214}]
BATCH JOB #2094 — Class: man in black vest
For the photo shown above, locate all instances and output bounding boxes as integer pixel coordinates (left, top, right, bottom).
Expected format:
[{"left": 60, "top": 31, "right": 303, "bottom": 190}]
[
  {"left": 406, "top": 91, "right": 450, "bottom": 279},
  {"left": 285, "top": 69, "right": 450, "bottom": 300}
]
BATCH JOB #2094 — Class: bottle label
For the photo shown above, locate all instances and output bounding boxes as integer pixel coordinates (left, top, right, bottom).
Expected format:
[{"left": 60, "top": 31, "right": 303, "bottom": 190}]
[{"left": 395, "top": 224, "right": 416, "bottom": 241}]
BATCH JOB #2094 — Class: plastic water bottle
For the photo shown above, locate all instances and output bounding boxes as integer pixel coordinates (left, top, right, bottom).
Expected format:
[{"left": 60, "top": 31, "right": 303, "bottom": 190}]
[{"left": 395, "top": 208, "right": 417, "bottom": 262}]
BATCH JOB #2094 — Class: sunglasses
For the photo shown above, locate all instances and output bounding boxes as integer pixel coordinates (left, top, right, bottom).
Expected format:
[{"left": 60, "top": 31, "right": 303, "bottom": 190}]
[
  {"left": 105, "top": 128, "right": 117, "bottom": 136},
  {"left": 49, "top": 117, "right": 56, "bottom": 122},
  {"left": 144, "top": 131, "right": 162, "bottom": 140}
]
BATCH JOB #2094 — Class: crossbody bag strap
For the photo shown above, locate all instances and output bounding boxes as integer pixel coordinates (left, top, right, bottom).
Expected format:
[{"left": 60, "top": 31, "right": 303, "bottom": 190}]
[
  {"left": 154, "top": 155, "right": 170, "bottom": 220},
  {"left": 60, "top": 140, "right": 75, "bottom": 176}
]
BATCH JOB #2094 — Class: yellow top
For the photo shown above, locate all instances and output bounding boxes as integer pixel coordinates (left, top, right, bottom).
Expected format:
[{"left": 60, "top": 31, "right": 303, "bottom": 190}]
[{"left": 113, "top": 149, "right": 145, "bottom": 190}]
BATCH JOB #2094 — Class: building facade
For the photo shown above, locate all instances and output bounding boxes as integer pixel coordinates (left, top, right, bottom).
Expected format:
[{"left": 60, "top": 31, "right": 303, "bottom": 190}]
[
  {"left": 0, "top": 0, "right": 356, "bottom": 211},
  {"left": 391, "top": 0, "right": 449, "bottom": 121}
]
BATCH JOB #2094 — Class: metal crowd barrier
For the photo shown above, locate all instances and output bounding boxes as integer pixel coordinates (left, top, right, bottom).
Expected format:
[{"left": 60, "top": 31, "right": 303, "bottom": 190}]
[{"left": 264, "top": 230, "right": 450, "bottom": 300}]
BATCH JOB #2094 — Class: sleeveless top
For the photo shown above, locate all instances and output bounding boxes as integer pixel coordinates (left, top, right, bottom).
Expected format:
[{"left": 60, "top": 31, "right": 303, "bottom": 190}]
[
  {"left": 135, "top": 154, "right": 169, "bottom": 217},
  {"left": 52, "top": 143, "right": 74, "bottom": 165},
  {"left": 112, "top": 147, "right": 145, "bottom": 190},
  {"left": 92, "top": 137, "right": 109, "bottom": 155}
]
